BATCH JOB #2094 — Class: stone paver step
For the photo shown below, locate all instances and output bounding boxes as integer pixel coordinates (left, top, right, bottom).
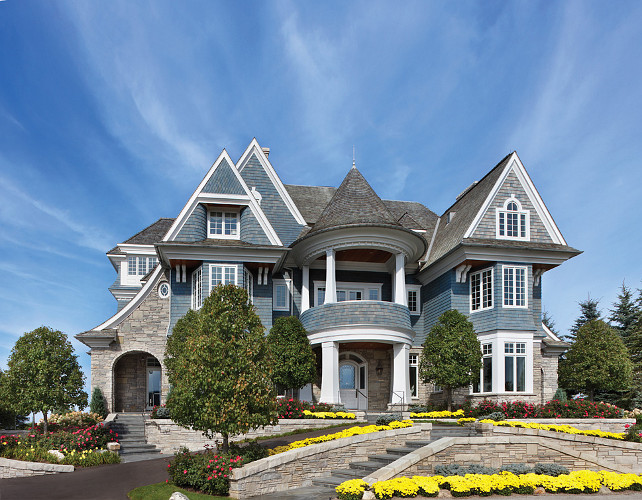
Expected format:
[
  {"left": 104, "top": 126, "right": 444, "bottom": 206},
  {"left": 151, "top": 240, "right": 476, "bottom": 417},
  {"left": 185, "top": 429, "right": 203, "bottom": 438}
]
[
  {"left": 367, "top": 454, "right": 400, "bottom": 463},
  {"left": 386, "top": 446, "right": 417, "bottom": 455},
  {"left": 349, "top": 460, "right": 387, "bottom": 471},
  {"left": 329, "top": 468, "right": 364, "bottom": 478},
  {"left": 311, "top": 475, "right": 345, "bottom": 487}
]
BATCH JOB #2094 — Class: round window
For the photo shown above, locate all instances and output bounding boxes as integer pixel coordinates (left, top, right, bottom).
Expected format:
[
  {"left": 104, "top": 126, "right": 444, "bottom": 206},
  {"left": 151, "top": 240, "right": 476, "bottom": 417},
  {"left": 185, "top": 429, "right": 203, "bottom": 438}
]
[{"left": 158, "top": 282, "right": 170, "bottom": 299}]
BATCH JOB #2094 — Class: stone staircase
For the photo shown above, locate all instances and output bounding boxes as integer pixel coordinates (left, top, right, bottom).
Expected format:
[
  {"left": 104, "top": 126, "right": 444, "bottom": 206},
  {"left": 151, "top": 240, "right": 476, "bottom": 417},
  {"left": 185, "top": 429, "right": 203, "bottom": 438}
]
[
  {"left": 109, "top": 413, "right": 162, "bottom": 463},
  {"left": 311, "top": 424, "right": 476, "bottom": 488}
]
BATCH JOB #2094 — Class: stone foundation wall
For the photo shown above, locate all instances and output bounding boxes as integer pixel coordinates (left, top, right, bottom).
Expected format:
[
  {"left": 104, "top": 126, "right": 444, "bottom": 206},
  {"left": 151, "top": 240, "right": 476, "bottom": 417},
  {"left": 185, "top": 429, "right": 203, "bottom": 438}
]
[
  {"left": 229, "top": 423, "right": 431, "bottom": 499},
  {"left": 0, "top": 457, "right": 74, "bottom": 479},
  {"left": 145, "top": 418, "right": 365, "bottom": 453},
  {"left": 426, "top": 418, "right": 634, "bottom": 433}
]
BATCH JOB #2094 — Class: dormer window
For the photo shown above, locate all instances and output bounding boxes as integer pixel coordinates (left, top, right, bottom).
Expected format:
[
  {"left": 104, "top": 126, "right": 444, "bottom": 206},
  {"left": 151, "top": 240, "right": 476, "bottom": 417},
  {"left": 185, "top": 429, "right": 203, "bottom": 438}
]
[
  {"left": 496, "top": 196, "right": 529, "bottom": 240},
  {"left": 208, "top": 210, "right": 239, "bottom": 239}
]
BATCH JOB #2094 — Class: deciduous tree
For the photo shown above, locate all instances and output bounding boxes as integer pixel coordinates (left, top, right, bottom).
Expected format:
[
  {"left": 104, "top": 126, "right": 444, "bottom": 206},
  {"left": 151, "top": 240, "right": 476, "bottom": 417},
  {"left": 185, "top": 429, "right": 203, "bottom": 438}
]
[
  {"left": 164, "top": 284, "right": 277, "bottom": 452},
  {"left": 419, "top": 310, "right": 482, "bottom": 411},
  {"left": 3, "top": 327, "right": 87, "bottom": 433}
]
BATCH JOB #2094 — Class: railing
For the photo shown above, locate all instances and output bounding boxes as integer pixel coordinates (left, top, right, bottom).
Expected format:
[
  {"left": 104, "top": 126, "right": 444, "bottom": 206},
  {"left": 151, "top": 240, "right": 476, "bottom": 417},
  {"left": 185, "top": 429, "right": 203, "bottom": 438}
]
[{"left": 390, "top": 390, "right": 406, "bottom": 412}]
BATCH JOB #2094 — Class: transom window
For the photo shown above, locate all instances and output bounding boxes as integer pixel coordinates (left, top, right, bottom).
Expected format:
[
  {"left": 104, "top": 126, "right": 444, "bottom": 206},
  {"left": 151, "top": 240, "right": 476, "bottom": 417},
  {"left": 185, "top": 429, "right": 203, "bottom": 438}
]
[
  {"left": 208, "top": 211, "right": 239, "bottom": 239},
  {"left": 503, "top": 266, "right": 527, "bottom": 308},
  {"left": 127, "top": 255, "right": 157, "bottom": 276},
  {"left": 470, "top": 268, "right": 493, "bottom": 312},
  {"left": 497, "top": 197, "right": 529, "bottom": 241}
]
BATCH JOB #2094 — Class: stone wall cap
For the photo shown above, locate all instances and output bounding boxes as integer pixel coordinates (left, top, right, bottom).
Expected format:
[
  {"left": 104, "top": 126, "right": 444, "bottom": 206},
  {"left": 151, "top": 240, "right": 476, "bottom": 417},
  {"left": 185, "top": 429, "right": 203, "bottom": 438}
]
[{"left": 0, "top": 457, "right": 74, "bottom": 473}]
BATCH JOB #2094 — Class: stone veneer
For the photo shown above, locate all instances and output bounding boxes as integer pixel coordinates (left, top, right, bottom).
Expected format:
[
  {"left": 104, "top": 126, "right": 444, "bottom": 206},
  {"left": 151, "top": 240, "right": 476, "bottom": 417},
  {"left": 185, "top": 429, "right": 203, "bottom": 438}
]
[
  {"left": 229, "top": 423, "right": 431, "bottom": 499},
  {"left": 90, "top": 277, "right": 171, "bottom": 413},
  {"left": 0, "top": 457, "right": 74, "bottom": 479},
  {"left": 145, "top": 418, "right": 363, "bottom": 453}
]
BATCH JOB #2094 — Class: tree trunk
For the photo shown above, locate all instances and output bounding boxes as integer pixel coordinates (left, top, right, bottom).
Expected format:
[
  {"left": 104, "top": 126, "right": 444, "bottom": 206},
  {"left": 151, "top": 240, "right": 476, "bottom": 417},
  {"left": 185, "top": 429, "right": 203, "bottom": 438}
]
[
  {"left": 589, "top": 388, "right": 595, "bottom": 402},
  {"left": 446, "top": 387, "right": 452, "bottom": 412},
  {"left": 42, "top": 411, "right": 48, "bottom": 434},
  {"left": 222, "top": 433, "right": 229, "bottom": 453}
]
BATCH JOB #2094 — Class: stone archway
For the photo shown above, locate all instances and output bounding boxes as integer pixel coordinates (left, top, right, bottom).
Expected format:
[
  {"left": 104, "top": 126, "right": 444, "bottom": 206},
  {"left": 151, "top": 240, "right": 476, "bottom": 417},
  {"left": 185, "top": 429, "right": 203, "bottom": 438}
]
[{"left": 113, "top": 351, "right": 162, "bottom": 413}]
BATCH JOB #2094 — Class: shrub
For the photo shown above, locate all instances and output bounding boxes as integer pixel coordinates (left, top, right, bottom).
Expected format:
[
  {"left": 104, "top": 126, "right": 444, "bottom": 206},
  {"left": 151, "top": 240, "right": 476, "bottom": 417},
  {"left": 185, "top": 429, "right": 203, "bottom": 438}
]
[
  {"left": 533, "top": 462, "right": 569, "bottom": 476},
  {"left": 168, "top": 447, "right": 244, "bottom": 496},
  {"left": 467, "top": 400, "right": 503, "bottom": 417},
  {"left": 500, "top": 463, "right": 533, "bottom": 475},
  {"left": 553, "top": 388, "right": 568, "bottom": 402},
  {"left": 434, "top": 463, "right": 498, "bottom": 476},
  {"left": 537, "top": 399, "right": 622, "bottom": 419},
  {"left": 37, "top": 411, "right": 103, "bottom": 431},
  {"left": 89, "top": 388, "right": 108, "bottom": 418},
  {"left": 151, "top": 405, "right": 170, "bottom": 419},
  {"left": 228, "top": 440, "right": 269, "bottom": 463},
  {"left": 275, "top": 399, "right": 333, "bottom": 419},
  {"left": 478, "top": 412, "right": 505, "bottom": 422},
  {"left": 376, "top": 414, "right": 402, "bottom": 426}
]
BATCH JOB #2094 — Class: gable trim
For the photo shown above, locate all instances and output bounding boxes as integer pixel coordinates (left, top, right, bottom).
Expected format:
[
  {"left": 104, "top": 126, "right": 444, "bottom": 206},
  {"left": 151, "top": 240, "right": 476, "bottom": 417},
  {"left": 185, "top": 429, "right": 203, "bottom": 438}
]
[
  {"left": 162, "top": 150, "right": 283, "bottom": 246},
  {"left": 463, "top": 153, "right": 566, "bottom": 245},
  {"left": 236, "top": 139, "right": 307, "bottom": 226}
]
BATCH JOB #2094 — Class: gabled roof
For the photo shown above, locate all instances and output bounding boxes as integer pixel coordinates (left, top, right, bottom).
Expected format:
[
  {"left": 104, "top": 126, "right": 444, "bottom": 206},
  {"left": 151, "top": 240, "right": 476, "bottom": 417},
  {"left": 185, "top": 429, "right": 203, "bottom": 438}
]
[
  {"left": 306, "top": 167, "right": 400, "bottom": 235},
  {"left": 425, "top": 153, "right": 512, "bottom": 265},
  {"left": 107, "top": 218, "right": 175, "bottom": 255}
]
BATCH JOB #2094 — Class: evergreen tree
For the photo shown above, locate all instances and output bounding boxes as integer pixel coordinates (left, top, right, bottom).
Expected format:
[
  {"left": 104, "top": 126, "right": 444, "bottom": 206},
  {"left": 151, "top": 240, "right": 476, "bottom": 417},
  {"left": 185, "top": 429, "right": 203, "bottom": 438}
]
[
  {"left": 559, "top": 320, "right": 632, "bottom": 401},
  {"left": 542, "top": 309, "right": 559, "bottom": 336},
  {"left": 419, "top": 310, "right": 482, "bottom": 411},
  {"left": 89, "top": 387, "right": 108, "bottom": 418},
  {"left": 164, "top": 284, "right": 277, "bottom": 452},
  {"left": 609, "top": 282, "right": 640, "bottom": 341},
  {"left": 567, "top": 297, "right": 602, "bottom": 340}
]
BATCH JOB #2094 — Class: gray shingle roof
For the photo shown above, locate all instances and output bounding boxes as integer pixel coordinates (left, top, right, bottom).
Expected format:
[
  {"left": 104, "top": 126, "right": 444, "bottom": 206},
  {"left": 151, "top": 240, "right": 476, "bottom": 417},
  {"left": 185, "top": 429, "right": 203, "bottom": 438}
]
[
  {"left": 425, "top": 153, "right": 512, "bottom": 266},
  {"left": 463, "top": 238, "right": 581, "bottom": 254},
  {"left": 107, "top": 218, "right": 175, "bottom": 254},
  {"left": 158, "top": 239, "right": 285, "bottom": 250}
]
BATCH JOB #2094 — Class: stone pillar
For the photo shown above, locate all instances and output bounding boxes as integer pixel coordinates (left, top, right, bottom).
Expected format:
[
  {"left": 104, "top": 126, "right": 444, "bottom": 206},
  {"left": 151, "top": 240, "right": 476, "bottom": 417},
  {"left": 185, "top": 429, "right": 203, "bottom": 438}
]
[
  {"left": 394, "top": 253, "right": 406, "bottom": 306},
  {"left": 319, "top": 341, "right": 340, "bottom": 404},
  {"left": 301, "top": 265, "right": 310, "bottom": 313},
  {"left": 324, "top": 249, "right": 337, "bottom": 304},
  {"left": 391, "top": 343, "right": 410, "bottom": 405}
]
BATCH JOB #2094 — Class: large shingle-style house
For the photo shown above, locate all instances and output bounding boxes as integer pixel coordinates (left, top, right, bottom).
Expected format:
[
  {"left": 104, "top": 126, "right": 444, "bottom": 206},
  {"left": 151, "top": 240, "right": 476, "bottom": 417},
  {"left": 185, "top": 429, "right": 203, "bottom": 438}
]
[{"left": 76, "top": 139, "right": 579, "bottom": 413}]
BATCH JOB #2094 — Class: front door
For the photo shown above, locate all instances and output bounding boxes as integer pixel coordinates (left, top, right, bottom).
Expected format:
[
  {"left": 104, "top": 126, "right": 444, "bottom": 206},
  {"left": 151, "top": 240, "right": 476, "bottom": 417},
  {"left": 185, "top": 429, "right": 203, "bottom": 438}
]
[
  {"left": 146, "top": 358, "right": 161, "bottom": 409},
  {"left": 339, "top": 361, "right": 367, "bottom": 410}
]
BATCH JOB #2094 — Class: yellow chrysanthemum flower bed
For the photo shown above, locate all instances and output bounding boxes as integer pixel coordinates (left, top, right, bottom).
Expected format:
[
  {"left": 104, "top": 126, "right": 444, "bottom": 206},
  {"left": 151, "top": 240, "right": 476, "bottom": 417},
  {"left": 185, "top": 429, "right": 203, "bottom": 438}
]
[
  {"left": 410, "top": 409, "right": 465, "bottom": 418},
  {"left": 302, "top": 410, "right": 356, "bottom": 419},
  {"left": 336, "top": 471, "right": 642, "bottom": 499},
  {"left": 268, "top": 420, "right": 413, "bottom": 456},
  {"left": 457, "top": 418, "right": 626, "bottom": 440}
]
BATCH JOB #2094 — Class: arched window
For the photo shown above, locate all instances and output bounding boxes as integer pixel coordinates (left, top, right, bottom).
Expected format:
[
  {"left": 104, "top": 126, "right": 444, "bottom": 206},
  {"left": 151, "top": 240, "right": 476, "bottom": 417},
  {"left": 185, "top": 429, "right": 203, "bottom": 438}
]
[{"left": 496, "top": 196, "right": 529, "bottom": 240}]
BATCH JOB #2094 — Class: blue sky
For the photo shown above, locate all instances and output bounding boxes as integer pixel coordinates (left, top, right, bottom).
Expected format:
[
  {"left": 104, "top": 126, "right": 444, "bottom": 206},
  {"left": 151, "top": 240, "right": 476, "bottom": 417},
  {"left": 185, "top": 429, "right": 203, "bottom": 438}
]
[{"left": 1, "top": 1, "right": 641, "bottom": 394}]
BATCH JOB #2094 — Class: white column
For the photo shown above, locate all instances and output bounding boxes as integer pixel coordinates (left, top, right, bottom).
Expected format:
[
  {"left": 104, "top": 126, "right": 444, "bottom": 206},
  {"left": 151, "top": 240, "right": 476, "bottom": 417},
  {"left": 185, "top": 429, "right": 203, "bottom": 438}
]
[
  {"left": 324, "top": 249, "right": 337, "bottom": 304},
  {"left": 391, "top": 343, "right": 410, "bottom": 405},
  {"left": 394, "top": 253, "right": 406, "bottom": 306},
  {"left": 319, "top": 341, "right": 340, "bottom": 404},
  {"left": 301, "top": 265, "right": 310, "bottom": 313}
]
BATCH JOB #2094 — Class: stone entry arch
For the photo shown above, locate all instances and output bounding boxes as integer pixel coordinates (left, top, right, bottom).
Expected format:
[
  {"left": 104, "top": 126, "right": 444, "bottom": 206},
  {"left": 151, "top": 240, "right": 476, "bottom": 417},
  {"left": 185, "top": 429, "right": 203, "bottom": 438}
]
[{"left": 113, "top": 351, "right": 162, "bottom": 412}]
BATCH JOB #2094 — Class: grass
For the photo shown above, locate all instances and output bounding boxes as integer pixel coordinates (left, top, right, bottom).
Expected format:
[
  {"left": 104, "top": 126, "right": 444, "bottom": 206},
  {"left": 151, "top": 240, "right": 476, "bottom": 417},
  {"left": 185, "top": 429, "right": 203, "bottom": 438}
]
[{"left": 128, "top": 482, "right": 227, "bottom": 500}]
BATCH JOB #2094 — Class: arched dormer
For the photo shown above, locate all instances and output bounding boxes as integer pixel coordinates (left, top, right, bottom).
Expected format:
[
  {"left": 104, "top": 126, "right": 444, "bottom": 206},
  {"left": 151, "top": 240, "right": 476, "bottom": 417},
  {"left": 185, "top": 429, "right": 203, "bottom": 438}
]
[{"left": 496, "top": 195, "right": 530, "bottom": 241}]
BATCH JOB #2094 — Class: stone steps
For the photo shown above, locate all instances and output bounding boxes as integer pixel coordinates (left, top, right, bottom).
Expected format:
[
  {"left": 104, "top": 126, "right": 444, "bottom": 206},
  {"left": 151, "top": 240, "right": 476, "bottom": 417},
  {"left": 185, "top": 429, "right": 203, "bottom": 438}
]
[{"left": 111, "top": 414, "right": 162, "bottom": 463}]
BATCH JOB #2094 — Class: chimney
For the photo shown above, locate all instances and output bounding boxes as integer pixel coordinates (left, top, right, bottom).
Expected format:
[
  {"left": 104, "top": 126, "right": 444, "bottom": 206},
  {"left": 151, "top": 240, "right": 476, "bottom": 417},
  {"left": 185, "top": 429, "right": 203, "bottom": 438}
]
[{"left": 261, "top": 147, "right": 270, "bottom": 158}]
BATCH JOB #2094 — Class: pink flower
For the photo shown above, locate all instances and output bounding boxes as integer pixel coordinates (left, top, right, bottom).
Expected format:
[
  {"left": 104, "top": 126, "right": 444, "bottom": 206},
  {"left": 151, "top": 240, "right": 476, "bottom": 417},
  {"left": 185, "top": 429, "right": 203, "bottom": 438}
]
[{"left": 183, "top": 470, "right": 187, "bottom": 474}]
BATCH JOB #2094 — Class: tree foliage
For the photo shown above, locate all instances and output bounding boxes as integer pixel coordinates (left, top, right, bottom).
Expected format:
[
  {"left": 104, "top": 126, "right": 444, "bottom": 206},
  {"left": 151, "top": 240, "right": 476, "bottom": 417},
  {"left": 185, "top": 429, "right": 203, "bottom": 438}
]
[
  {"left": 89, "top": 387, "right": 108, "bottom": 418},
  {"left": 266, "top": 316, "right": 316, "bottom": 391},
  {"left": 558, "top": 320, "right": 632, "bottom": 401},
  {"left": 419, "top": 310, "right": 482, "bottom": 411},
  {"left": 609, "top": 283, "right": 640, "bottom": 341},
  {"left": 164, "top": 284, "right": 277, "bottom": 452},
  {"left": 541, "top": 310, "right": 559, "bottom": 336},
  {"left": 3, "top": 327, "right": 87, "bottom": 432},
  {"left": 568, "top": 297, "right": 602, "bottom": 340}
]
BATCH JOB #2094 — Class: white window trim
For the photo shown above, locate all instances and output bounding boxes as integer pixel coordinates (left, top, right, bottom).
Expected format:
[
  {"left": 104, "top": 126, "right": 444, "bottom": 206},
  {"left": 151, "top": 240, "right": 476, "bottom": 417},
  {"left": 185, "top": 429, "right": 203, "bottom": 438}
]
[
  {"left": 207, "top": 210, "right": 240, "bottom": 239},
  {"left": 313, "top": 281, "right": 383, "bottom": 307},
  {"left": 496, "top": 197, "right": 530, "bottom": 241},
  {"left": 158, "top": 281, "right": 170, "bottom": 299},
  {"left": 469, "top": 267, "right": 494, "bottom": 313},
  {"left": 502, "top": 265, "right": 528, "bottom": 309},
  {"left": 273, "top": 278, "right": 292, "bottom": 312},
  {"left": 208, "top": 263, "right": 238, "bottom": 294},
  {"left": 503, "top": 341, "right": 528, "bottom": 393},
  {"left": 244, "top": 268, "right": 254, "bottom": 304},
  {"left": 409, "top": 353, "right": 419, "bottom": 399},
  {"left": 406, "top": 285, "right": 421, "bottom": 315},
  {"left": 191, "top": 266, "right": 203, "bottom": 310},
  {"left": 122, "top": 255, "right": 158, "bottom": 286}
]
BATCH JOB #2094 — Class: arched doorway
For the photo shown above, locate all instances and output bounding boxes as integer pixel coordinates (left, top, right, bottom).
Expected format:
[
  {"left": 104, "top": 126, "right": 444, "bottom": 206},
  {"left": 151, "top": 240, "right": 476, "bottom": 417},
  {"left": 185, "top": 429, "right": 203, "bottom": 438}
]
[
  {"left": 339, "top": 352, "right": 367, "bottom": 410},
  {"left": 113, "top": 352, "right": 162, "bottom": 412}
]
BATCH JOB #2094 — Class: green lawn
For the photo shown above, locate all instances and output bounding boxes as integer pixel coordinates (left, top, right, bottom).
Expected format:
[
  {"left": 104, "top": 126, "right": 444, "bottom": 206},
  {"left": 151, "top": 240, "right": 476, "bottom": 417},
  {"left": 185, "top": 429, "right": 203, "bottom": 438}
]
[{"left": 128, "top": 482, "right": 227, "bottom": 500}]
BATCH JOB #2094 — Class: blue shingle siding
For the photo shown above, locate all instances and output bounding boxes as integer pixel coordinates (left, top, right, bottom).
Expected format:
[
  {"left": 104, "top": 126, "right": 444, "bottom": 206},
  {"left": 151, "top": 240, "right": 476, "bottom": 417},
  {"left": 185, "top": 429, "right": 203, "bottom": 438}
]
[
  {"left": 421, "top": 271, "right": 454, "bottom": 346},
  {"left": 472, "top": 169, "right": 554, "bottom": 243},
  {"left": 202, "top": 158, "right": 246, "bottom": 195},
  {"left": 300, "top": 301, "right": 411, "bottom": 333},
  {"left": 169, "top": 267, "right": 191, "bottom": 333},
  {"left": 240, "top": 206, "right": 272, "bottom": 245},
  {"left": 175, "top": 204, "right": 207, "bottom": 242},
  {"left": 240, "top": 153, "right": 303, "bottom": 246},
  {"left": 253, "top": 270, "right": 273, "bottom": 331},
  {"left": 532, "top": 277, "right": 545, "bottom": 337}
]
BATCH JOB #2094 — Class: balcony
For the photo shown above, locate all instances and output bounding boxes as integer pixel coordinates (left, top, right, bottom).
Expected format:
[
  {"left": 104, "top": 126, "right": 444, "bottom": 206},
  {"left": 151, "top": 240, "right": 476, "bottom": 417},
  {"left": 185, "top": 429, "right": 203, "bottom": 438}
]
[{"left": 300, "top": 300, "right": 413, "bottom": 345}]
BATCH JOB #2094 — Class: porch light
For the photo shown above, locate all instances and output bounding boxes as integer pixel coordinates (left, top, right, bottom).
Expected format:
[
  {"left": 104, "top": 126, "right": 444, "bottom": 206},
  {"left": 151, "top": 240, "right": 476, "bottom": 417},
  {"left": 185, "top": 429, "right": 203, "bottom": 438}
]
[{"left": 376, "top": 361, "right": 383, "bottom": 377}]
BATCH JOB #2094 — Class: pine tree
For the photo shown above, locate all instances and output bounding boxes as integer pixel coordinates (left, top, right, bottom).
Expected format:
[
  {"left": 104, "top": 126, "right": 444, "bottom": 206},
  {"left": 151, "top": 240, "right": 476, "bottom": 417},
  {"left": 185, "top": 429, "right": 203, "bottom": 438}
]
[
  {"left": 567, "top": 297, "right": 602, "bottom": 340},
  {"left": 542, "top": 309, "right": 559, "bottom": 336},
  {"left": 609, "top": 283, "right": 640, "bottom": 341}
]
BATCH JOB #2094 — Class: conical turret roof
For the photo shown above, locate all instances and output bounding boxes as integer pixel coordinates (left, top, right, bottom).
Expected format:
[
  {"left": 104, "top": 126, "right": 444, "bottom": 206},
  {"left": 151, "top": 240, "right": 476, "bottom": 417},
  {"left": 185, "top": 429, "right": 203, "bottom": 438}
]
[{"left": 307, "top": 166, "right": 401, "bottom": 234}]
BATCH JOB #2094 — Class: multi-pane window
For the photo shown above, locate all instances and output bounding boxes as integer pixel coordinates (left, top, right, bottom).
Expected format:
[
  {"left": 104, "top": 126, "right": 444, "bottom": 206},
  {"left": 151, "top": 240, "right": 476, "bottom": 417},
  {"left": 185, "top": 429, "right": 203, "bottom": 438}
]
[
  {"left": 209, "top": 264, "right": 237, "bottom": 293},
  {"left": 273, "top": 279, "right": 291, "bottom": 311},
  {"left": 191, "top": 267, "right": 203, "bottom": 309},
  {"left": 504, "top": 342, "right": 526, "bottom": 392},
  {"left": 503, "top": 266, "right": 527, "bottom": 307},
  {"left": 474, "top": 343, "right": 493, "bottom": 393},
  {"left": 314, "top": 282, "right": 382, "bottom": 306},
  {"left": 369, "top": 289, "right": 379, "bottom": 301},
  {"left": 407, "top": 286, "right": 420, "bottom": 315},
  {"left": 470, "top": 268, "right": 493, "bottom": 312},
  {"left": 497, "top": 198, "right": 529, "bottom": 240},
  {"left": 244, "top": 268, "right": 253, "bottom": 304},
  {"left": 127, "top": 256, "right": 158, "bottom": 276},
  {"left": 208, "top": 211, "right": 239, "bottom": 238},
  {"left": 409, "top": 354, "right": 419, "bottom": 398}
]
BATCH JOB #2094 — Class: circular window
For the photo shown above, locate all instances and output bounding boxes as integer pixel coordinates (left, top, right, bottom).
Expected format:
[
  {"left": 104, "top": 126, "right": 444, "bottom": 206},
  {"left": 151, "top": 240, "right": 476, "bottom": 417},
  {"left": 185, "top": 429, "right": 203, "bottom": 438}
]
[{"left": 158, "top": 282, "right": 170, "bottom": 299}]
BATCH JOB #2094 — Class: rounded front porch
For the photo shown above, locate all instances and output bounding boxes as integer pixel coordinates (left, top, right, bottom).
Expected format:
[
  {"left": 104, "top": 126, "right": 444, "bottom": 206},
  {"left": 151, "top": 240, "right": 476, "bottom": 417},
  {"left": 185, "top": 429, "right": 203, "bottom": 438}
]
[{"left": 112, "top": 351, "right": 163, "bottom": 413}]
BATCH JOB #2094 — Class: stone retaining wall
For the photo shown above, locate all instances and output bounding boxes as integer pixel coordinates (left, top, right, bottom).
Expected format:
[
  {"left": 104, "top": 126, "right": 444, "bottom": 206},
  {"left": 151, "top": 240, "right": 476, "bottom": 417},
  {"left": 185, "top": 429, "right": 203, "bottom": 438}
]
[
  {"left": 364, "top": 422, "right": 642, "bottom": 484},
  {"left": 145, "top": 418, "right": 363, "bottom": 453},
  {"left": 430, "top": 418, "right": 633, "bottom": 433},
  {"left": 0, "top": 457, "right": 74, "bottom": 479},
  {"left": 229, "top": 423, "right": 431, "bottom": 499}
]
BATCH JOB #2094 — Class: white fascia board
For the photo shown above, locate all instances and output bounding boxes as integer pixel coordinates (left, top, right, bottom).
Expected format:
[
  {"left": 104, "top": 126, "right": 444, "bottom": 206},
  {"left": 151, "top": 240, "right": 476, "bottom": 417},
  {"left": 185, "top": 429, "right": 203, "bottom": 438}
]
[
  {"left": 197, "top": 193, "right": 252, "bottom": 205},
  {"left": 464, "top": 153, "right": 566, "bottom": 245},
  {"left": 307, "top": 325, "right": 415, "bottom": 346},
  {"left": 542, "top": 322, "right": 563, "bottom": 342},
  {"left": 424, "top": 217, "right": 441, "bottom": 262},
  {"left": 156, "top": 244, "right": 289, "bottom": 264},
  {"left": 236, "top": 139, "right": 307, "bottom": 226},
  {"left": 117, "top": 244, "right": 158, "bottom": 255},
  {"left": 418, "top": 244, "right": 576, "bottom": 285},
  {"left": 92, "top": 265, "right": 164, "bottom": 331}
]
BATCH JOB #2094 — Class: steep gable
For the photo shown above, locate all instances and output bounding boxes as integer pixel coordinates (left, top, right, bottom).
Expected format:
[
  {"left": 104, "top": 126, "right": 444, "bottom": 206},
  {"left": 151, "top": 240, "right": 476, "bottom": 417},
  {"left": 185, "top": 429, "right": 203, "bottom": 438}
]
[{"left": 202, "top": 158, "right": 246, "bottom": 195}]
